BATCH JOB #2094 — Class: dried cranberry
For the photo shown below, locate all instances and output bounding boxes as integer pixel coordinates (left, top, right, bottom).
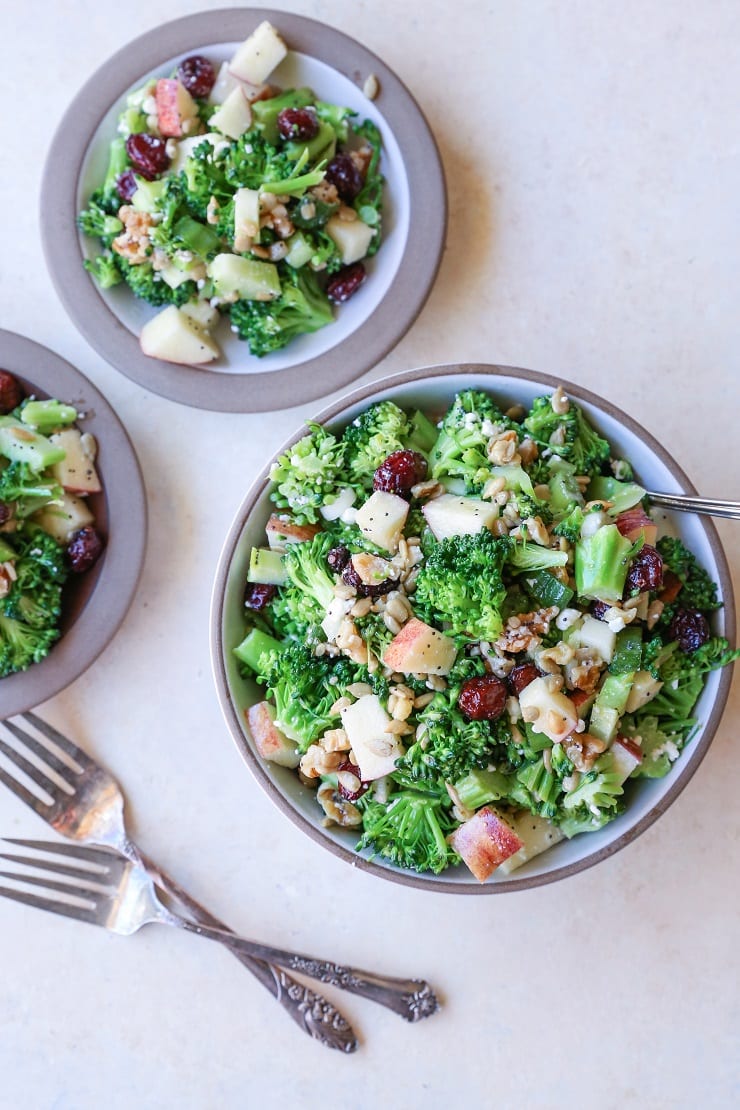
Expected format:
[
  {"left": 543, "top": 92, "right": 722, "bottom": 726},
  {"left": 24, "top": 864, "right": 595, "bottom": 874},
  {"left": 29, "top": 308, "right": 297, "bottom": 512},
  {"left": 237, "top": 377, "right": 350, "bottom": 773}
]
[
  {"left": 177, "top": 55, "right": 216, "bottom": 98},
  {"left": 325, "top": 154, "right": 364, "bottom": 201},
  {"left": 326, "top": 262, "right": 366, "bottom": 304},
  {"left": 277, "top": 106, "right": 319, "bottom": 142},
  {"left": 591, "top": 600, "right": 610, "bottom": 620},
  {"left": 625, "top": 544, "right": 663, "bottom": 594},
  {"left": 244, "top": 582, "right": 277, "bottom": 611},
  {"left": 458, "top": 675, "right": 508, "bottom": 721},
  {"left": 336, "top": 759, "right": 368, "bottom": 802},
  {"left": 67, "top": 527, "right": 104, "bottom": 574},
  {"left": 327, "top": 544, "right": 351, "bottom": 574},
  {"left": 0, "top": 503, "right": 11, "bottom": 525},
  {"left": 116, "top": 170, "right": 139, "bottom": 202},
  {"left": 125, "top": 133, "right": 170, "bottom": 180},
  {"left": 0, "top": 370, "right": 24, "bottom": 414},
  {"left": 342, "top": 559, "right": 398, "bottom": 598},
  {"left": 508, "top": 662, "right": 540, "bottom": 696},
  {"left": 669, "top": 608, "right": 711, "bottom": 652},
  {"left": 373, "top": 451, "right": 428, "bottom": 497}
]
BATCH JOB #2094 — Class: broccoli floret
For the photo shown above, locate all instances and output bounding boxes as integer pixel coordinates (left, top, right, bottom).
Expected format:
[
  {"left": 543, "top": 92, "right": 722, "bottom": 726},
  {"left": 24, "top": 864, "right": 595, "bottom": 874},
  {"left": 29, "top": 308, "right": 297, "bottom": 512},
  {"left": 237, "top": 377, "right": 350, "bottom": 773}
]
[
  {"left": 656, "top": 536, "right": 721, "bottom": 613},
  {"left": 640, "top": 636, "right": 739, "bottom": 736},
  {"left": 280, "top": 532, "right": 336, "bottom": 628},
  {"left": 515, "top": 755, "right": 564, "bottom": 819},
  {"left": 84, "top": 253, "right": 124, "bottom": 290},
  {"left": 621, "top": 715, "right": 685, "bottom": 779},
  {"left": 523, "top": 394, "right": 610, "bottom": 478},
  {"left": 256, "top": 643, "right": 365, "bottom": 751},
  {"left": 0, "top": 461, "right": 63, "bottom": 519},
  {"left": 429, "top": 390, "right": 515, "bottom": 493},
  {"left": 414, "top": 531, "right": 510, "bottom": 642},
  {"left": 561, "top": 755, "right": 624, "bottom": 818},
  {"left": 77, "top": 201, "right": 123, "bottom": 244},
  {"left": 341, "top": 401, "right": 415, "bottom": 488},
  {"left": 507, "top": 539, "right": 568, "bottom": 573},
  {"left": 95, "top": 138, "right": 130, "bottom": 212},
  {"left": 357, "top": 787, "right": 458, "bottom": 874},
  {"left": 117, "top": 259, "right": 196, "bottom": 307},
  {"left": 396, "top": 657, "right": 510, "bottom": 785},
  {"left": 553, "top": 505, "right": 584, "bottom": 544},
  {"left": 0, "top": 614, "right": 59, "bottom": 676},
  {"left": 269, "top": 423, "right": 348, "bottom": 524},
  {"left": 229, "top": 268, "right": 334, "bottom": 357}
]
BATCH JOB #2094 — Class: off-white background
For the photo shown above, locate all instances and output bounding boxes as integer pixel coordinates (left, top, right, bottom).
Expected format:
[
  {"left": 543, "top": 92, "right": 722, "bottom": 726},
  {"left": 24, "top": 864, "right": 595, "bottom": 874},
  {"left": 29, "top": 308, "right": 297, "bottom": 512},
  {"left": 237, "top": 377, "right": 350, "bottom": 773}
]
[{"left": 1, "top": 2, "right": 739, "bottom": 1108}]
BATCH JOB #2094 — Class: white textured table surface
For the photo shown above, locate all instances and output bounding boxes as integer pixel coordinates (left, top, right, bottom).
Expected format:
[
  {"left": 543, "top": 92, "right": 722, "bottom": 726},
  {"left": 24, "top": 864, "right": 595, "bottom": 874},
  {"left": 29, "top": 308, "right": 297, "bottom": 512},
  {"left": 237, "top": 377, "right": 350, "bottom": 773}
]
[{"left": 1, "top": 2, "right": 739, "bottom": 1108}]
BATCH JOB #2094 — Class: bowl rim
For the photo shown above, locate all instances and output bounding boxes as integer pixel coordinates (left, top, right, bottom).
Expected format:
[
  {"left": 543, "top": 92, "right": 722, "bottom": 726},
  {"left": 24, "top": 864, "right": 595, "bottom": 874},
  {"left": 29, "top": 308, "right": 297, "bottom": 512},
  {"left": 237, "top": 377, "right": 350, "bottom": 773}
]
[
  {"left": 211, "top": 362, "right": 736, "bottom": 892},
  {"left": 0, "top": 328, "right": 147, "bottom": 716},
  {"left": 40, "top": 7, "right": 447, "bottom": 413}
]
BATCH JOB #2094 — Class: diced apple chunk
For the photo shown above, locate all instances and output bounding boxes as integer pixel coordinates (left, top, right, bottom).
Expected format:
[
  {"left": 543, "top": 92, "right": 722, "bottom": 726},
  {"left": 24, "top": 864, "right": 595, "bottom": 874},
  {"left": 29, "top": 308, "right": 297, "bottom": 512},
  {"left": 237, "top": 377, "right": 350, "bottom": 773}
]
[
  {"left": 265, "top": 515, "right": 321, "bottom": 549},
  {"left": 210, "top": 86, "right": 253, "bottom": 140},
  {"left": 449, "top": 807, "right": 524, "bottom": 882},
  {"left": 382, "top": 618, "right": 457, "bottom": 676},
  {"left": 32, "top": 492, "right": 94, "bottom": 544},
  {"left": 140, "top": 306, "right": 220, "bottom": 365},
  {"left": 611, "top": 735, "right": 643, "bottom": 784},
  {"left": 319, "top": 487, "right": 356, "bottom": 522},
  {"left": 518, "top": 676, "right": 579, "bottom": 744},
  {"left": 498, "top": 812, "right": 564, "bottom": 875},
  {"left": 170, "top": 132, "right": 227, "bottom": 174},
  {"left": 615, "top": 506, "right": 658, "bottom": 546},
  {"left": 325, "top": 215, "right": 374, "bottom": 266},
  {"left": 49, "top": 428, "right": 101, "bottom": 495},
  {"left": 571, "top": 614, "right": 616, "bottom": 664},
  {"left": 321, "top": 596, "right": 354, "bottom": 642},
  {"left": 246, "top": 702, "right": 300, "bottom": 768},
  {"left": 422, "top": 494, "right": 498, "bottom": 541},
  {"left": 181, "top": 299, "right": 219, "bottom": 330},
  {"left": 155, "top": 78, "right": 199, "bottom": 138},
  {"left": 234, "top": 186, "right": 261, "bottom": 250},
  {"left": 340, "top": 694, "right": 405, "bottom": 781},
  {"left": 209, "top": 61, "right": 241, "bottom": 105},
  {"left": 229, "top": 21, "right": 287, "bottom": 85},
  {"left": 624, "top": 670, "right": 663, "bottom": 713},
  {"left": 354, "top": 491, "right": 408, "bottom": 552}
]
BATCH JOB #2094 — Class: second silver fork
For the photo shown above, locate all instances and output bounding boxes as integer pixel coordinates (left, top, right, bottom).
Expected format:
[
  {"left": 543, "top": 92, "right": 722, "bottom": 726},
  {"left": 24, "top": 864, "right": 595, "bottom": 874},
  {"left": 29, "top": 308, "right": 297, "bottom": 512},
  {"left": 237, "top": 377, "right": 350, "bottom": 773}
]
[{"left": 0, "top": 713, "right": 437, "bottom": 1044}]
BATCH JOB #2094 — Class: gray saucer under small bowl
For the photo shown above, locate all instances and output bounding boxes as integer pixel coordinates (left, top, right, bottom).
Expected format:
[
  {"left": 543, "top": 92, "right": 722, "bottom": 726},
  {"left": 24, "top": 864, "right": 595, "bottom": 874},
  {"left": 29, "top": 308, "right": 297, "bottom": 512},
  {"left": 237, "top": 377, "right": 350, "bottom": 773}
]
[
  {"left": 0, "top": 329, "right": 147, "bottom": 716},
  {"left": 41, "top": 9, "right": 446, "bottom": 412}
]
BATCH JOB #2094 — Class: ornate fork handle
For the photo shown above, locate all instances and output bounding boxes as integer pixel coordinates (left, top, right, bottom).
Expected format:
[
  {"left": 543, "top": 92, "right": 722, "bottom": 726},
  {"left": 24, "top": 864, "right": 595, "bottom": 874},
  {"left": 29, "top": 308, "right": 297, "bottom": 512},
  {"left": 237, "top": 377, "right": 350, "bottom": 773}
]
[
  {"left": 126, "top": 843, "right": 357, "bottom": 1053},
  {"left": 171, "top": 916, "right": 440, "bottom": 1022}
]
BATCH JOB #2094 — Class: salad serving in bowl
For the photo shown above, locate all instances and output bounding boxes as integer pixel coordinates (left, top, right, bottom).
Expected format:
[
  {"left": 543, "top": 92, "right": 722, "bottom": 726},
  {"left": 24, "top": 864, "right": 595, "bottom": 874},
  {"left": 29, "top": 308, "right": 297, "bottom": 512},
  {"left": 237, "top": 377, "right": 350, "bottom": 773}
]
[
  {"left": 42, "top": 9, "right": 445, "bottom": 411},
  {"left": 212, "top": 365, "right": 737, "bottom": 892},
  {"left": 0, "top": 330, "right": 146, "bottom": 718}
]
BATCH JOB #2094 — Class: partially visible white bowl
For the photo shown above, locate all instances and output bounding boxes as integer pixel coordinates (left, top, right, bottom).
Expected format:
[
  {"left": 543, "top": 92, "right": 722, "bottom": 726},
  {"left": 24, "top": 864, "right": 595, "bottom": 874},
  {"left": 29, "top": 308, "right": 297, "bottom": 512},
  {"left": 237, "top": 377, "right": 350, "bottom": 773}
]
[{"left": 211, "top": 364, "right": 736, "bottom": 892}]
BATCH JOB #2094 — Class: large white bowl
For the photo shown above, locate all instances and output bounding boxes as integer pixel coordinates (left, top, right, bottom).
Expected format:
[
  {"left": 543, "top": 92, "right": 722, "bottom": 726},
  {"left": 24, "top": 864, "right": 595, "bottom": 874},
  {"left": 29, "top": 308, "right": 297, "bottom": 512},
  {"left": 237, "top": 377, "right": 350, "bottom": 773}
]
[{"left": 211, "top": 365, "right": 736, "bottom": 892}]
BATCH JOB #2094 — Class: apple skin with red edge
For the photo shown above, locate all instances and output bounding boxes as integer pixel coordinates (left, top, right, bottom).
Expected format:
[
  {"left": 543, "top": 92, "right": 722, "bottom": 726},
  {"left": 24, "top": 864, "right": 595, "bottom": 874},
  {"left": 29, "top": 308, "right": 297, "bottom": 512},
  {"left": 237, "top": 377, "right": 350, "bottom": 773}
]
[
  {"left": 246, "top": 702, "right": 300, "bottom": 768},
  {"left": 449, "top": 807, "right": 524, "bottom": 882},
  {"left": 155, "top": 78, "right": 198, "bottom": 138},
  {"left": 616, "top": 506, "right": 658, "bottom": 546}
]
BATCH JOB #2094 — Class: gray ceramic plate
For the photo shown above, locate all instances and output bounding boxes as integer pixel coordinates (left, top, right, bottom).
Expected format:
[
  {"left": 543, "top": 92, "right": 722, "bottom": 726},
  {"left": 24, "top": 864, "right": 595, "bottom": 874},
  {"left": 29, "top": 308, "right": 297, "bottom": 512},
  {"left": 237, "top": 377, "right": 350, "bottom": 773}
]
[
  {"left": 0, "top": 330, "right": 147, "bottom": 716},
  {"left": 211, "top": 364, "right": 736, "bottom": 893},
  {"left": 41, "top": 9, "right": 446, "bottom": 412}
]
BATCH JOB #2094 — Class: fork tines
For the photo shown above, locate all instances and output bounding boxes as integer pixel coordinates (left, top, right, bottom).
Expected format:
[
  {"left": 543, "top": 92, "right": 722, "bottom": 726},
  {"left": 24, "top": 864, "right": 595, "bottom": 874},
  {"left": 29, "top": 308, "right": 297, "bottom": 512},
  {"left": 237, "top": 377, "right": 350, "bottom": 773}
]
[
  {"left": 0, "top": 840, "right": 125, "bottom": 926},
  {"left": 0, "top": 714, "right": 84, "bottom": 815}
]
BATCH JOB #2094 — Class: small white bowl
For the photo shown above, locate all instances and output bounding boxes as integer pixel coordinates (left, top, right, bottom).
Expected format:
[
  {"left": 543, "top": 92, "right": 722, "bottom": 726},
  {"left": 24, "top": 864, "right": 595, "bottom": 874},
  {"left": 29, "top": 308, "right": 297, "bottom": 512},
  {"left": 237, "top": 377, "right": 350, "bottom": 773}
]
[
  {"left": 41, "top": 9, "right": 446, "bottom": 412},
  {"left": 211, "top": 364, "right": 736, "bottom": 892}
]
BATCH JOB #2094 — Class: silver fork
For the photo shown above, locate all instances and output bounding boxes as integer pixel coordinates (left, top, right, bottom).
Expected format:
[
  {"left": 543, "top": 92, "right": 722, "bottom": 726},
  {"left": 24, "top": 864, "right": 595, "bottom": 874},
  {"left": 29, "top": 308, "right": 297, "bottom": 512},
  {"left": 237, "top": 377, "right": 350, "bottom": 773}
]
[
  {"left": 0, "top": 839, "right": 436, "bottom": 1025},
  {"left": 0, "top": 714, "right": 438, "bottom": 1041},
  {"left": 645, "top": 491, "right": 740, "bottom": 520}
]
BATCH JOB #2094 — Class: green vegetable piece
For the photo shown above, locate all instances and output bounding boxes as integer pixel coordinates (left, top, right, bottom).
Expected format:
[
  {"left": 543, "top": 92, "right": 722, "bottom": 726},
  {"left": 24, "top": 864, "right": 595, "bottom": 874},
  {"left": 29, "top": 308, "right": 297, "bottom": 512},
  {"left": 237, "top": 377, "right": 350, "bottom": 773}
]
[
  {"left": 283, "top": 120, "right": 336, "bottom": 165},
  {"left": 407, "top": 410, "right": 438, "bottom": 455},
  {"left": 248, "top": 548, "right": 286, "bottom": 586},
  {"left": 285, "top": 231, "right": 314, "bottom": 269},
  {"left": 0, "top": 417, "right": 66, "bottom": 472},
  {"left": 233, "top": 627, "right": 282, "bottom": 673},
  {"left": 454, "top": 768, "right": 513, "bottom": 811},
  {"left": 131, "top": 178, "right": 168, "bottom": 215},
  {"left": 0, "top": 538, "right": 16, "bottom": 561},
  {"left": 588, "top": 476, "right": 646, "bottom": 516},
  {"left": 589, "top": 672, "right": 635, "bottom": 743},
  {"left": 251, "top": 87, "right": 315, "bottom": 144},
  {"left": 575, "top": 523, "right": 634, "bottom": 603},
  {"left": 172, "top": 216, "right": 222, "bottom": 260},
  {"left": 609, "top": 626, "right": 642, "bottom": 675},
  {"left": 208, "top": 255, "right": 281, "bottom": 301},
  {"left": 20, "top": 400, "right": 78, "bottom": 433},
  {"left": 520, "top": 568, "right": 574, "bottom": 609}
]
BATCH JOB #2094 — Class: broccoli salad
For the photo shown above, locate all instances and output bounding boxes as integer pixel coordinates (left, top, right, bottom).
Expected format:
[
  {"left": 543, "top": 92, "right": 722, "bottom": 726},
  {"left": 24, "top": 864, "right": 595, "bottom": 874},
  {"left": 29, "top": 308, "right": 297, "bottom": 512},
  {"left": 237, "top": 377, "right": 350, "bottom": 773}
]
[
  {"left": 0, "top": 369, "right": 104, "bottom": 677},
  {"left": 79, "top": 21, "right": 384, "bottom": 365},
  {"left": 234, "top": 386, "right": 738, "bottom": 881}
]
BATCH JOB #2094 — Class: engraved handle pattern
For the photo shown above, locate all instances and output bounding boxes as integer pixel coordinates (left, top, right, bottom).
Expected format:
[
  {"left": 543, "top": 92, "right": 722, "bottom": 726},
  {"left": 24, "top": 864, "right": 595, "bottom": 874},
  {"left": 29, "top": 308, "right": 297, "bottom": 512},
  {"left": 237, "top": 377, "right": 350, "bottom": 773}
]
[
  {"left": 129, "top": 845, "right": 358, "bottom": 1052},
  {"left": 284, "top": 958, "right": 440, "bottom": 1023}
]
